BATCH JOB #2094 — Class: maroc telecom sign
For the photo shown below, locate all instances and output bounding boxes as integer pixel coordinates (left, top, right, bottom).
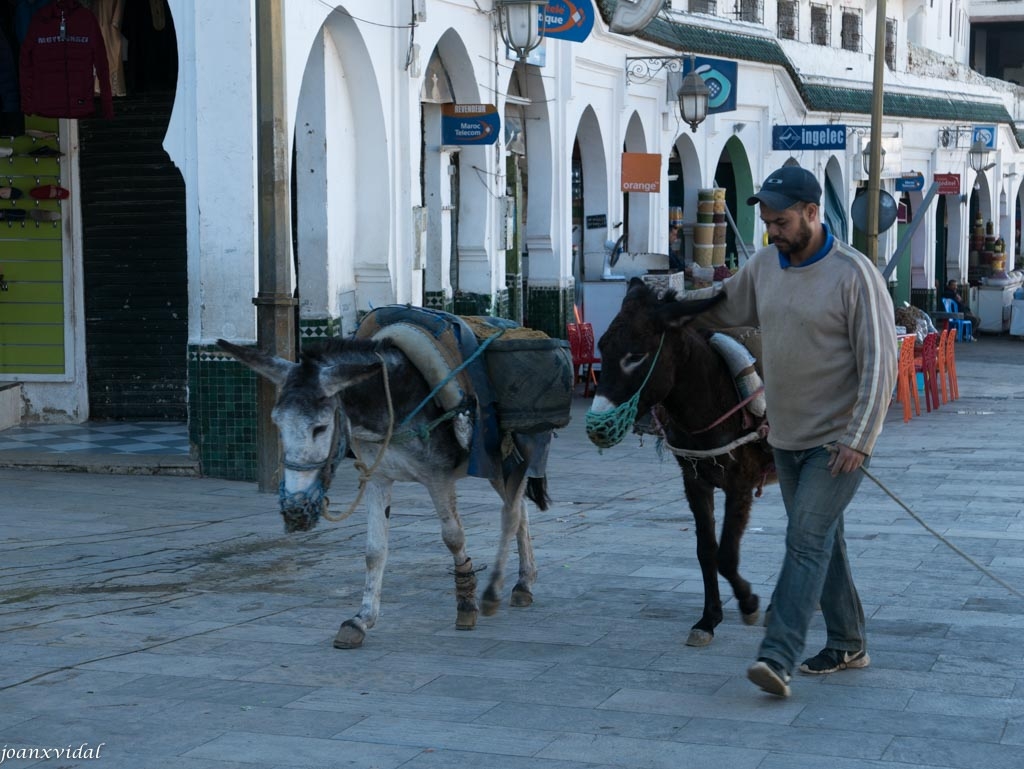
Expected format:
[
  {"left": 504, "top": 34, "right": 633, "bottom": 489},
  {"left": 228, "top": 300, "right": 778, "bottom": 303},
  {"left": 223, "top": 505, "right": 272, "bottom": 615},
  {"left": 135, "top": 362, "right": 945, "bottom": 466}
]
[
  {"left": 542, "top": 0, "right": 594, "bottom": 42},
  {"left": 441, "top": 104, "right": 500, "bottom": 145},
  {"left": 772, "top": 124, "right": 847, "bottom": 151}
]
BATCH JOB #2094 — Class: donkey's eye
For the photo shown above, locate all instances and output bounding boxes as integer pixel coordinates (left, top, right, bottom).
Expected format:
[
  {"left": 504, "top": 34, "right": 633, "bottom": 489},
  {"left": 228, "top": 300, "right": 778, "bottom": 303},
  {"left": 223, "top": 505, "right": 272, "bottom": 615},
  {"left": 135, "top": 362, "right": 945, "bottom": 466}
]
[
  {"left": 312, "top": 425, "right": 329, "bottom": 438},
  {"left": 621, "top": 352, "right": 648, "bottom": 373}
]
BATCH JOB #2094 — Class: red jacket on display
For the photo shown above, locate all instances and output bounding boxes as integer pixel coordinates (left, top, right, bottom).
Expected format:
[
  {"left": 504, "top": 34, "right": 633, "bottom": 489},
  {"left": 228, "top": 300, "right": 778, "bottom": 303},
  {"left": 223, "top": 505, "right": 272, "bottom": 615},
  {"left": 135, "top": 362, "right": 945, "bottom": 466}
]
[{"left": 20, "top": 0, "right": 114, "bottom": 119}]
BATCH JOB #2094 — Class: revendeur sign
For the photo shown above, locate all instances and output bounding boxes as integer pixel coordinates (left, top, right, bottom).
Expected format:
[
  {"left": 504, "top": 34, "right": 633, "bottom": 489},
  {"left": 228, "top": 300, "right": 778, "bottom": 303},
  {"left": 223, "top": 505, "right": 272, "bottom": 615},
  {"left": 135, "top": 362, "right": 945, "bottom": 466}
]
[{"left": 621, "top": 153, "right": 661, "bottom": 193}]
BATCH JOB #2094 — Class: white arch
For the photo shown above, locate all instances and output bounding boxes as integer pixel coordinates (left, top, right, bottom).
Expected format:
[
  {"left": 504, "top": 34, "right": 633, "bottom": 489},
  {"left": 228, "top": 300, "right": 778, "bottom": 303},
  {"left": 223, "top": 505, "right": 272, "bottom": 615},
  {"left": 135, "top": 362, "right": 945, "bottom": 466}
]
[
  {"left": 294, "top": 12, "right": 390, "bottom": 319},
  {"left": 574, "top": 107, "right": 610, "bottom": 282}
]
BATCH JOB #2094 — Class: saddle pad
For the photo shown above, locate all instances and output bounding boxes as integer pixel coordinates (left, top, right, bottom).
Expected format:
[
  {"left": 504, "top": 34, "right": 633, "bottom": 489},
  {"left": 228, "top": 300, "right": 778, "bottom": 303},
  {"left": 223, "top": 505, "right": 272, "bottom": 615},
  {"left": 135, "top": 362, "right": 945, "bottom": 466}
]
[{"left": 355, "top": 305, "right": 499, "bottom": 479}]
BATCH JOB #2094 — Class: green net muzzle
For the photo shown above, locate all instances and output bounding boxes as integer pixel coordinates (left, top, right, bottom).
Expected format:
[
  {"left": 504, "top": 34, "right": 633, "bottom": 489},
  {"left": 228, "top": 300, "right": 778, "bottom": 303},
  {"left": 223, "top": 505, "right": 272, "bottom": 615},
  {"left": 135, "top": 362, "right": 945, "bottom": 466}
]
[
  {"left": 585, "top": 332, "right": 664, "bottom": 450},
  {"left": 585, "top": 391, "right": 641, "bottom": 449}
]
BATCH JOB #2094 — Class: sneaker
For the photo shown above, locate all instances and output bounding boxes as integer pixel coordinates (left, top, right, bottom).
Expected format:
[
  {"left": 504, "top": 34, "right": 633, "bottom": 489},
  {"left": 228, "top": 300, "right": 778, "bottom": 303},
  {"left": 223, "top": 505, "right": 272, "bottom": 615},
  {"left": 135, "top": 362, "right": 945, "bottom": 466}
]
[
  {"left": 799, "top": 647, "right": 870, "bottom": 674},
  {"left": 747, "top": 658, "right": 791, "bottom": 697}
]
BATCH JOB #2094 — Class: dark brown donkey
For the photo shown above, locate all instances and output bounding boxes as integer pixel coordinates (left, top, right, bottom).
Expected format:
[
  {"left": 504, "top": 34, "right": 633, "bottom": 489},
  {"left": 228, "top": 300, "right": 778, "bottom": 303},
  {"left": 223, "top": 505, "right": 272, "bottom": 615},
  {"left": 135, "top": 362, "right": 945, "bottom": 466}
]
[{"left": 585, "top": 278, "right": 774, "bottom": 646}]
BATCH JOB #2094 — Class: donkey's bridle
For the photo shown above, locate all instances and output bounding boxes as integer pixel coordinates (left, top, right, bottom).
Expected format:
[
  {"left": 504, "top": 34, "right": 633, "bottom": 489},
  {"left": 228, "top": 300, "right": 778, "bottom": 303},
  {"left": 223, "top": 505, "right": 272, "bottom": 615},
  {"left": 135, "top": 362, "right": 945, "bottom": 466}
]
[
  {"left": 277, "top": 406, "right": 347, "bottom": 525},
  {"left": 584, "top": 333, "right": 665, "bottom": 449}
]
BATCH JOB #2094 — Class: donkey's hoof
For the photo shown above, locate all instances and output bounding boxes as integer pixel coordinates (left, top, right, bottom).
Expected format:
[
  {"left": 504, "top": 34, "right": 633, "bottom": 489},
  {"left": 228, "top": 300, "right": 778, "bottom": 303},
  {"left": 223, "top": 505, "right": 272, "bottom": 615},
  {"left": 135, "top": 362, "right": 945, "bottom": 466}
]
[
  {"left": 333, "top": 620, "right": 365, "bottom": 649},
  {"left": 510, "top": 585, "right": 533, "bottom": 608},
  {"left": 742, "top": 609, "right": 761, "bottom": 626},
  {"left": 686, "top": 628, "right": 714, "bottom": 647},
  {"left": 456, "top": 609, "right": 478, "bottom": 630},
  {"left": 481, "top": 587, "right": 501, "bottom": 616},
  {"left": 480, "top": 598, "right": 501, "bottom": 616}
]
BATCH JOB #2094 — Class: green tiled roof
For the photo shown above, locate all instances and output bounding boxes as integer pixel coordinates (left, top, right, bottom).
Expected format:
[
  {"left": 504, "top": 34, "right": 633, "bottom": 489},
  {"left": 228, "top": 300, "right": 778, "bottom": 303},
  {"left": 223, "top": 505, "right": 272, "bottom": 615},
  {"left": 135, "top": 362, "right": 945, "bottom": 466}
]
[{"left": 594, "top": 1, "right": 1021, "bottom": 146}]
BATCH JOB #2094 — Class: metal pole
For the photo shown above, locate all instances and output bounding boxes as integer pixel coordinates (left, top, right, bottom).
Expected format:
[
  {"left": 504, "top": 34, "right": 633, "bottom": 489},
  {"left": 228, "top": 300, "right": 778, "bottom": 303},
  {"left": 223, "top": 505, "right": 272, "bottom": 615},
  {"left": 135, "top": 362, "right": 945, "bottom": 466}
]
[
  {"left": 883, "top": 182, "right": 939, "bottom": 280},
  {"left": 865, "top": 0, "right": 887, "bottom": 266},
  {"left": 255, "top": 0, "right": 296, "bottom": 492}
]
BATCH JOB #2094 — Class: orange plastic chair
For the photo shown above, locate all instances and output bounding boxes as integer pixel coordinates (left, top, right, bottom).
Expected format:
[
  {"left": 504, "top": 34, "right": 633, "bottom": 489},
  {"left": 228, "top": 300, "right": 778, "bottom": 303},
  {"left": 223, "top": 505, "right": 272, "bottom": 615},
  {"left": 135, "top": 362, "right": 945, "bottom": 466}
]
[
  {"left": 914, "top": 332, "right": 941, "bottom": 413},
  {"left": 896, "top": 334, "right": 920, "bottom": 422},
  {"left": 944, "top": 329, "right": 959, "bottom": 400},
  {"left": 566, "top": 322, "right": 600, "bottom": 397},
  {"left": 935, "top": 329, "right": 949, "bottom": 404}
]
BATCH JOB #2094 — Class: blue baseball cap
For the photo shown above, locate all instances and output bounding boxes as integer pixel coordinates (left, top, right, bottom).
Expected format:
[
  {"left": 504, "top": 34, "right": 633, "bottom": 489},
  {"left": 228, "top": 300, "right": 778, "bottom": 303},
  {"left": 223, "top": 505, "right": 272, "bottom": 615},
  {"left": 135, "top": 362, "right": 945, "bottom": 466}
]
[{"left": 747, "top": 166, "right": 822, "bottom": 210}]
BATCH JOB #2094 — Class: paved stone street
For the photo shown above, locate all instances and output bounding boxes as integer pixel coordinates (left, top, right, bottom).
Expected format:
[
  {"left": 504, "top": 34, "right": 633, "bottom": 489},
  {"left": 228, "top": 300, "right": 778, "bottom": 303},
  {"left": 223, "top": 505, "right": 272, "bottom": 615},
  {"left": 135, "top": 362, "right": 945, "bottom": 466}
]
[{"left": 2, "top": 336, "right": 1024, "bottom": 769}]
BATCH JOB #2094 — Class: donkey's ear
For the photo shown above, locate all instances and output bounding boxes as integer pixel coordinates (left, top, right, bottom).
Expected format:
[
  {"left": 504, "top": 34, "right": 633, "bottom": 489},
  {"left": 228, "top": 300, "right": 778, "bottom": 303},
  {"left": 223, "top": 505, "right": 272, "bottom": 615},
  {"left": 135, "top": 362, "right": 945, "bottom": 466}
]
[
  {"left": 216, "top": 339, "right": 293, "bottom": 386},
  {"left": 319, "top": 361, "right": 380, "bottom": 397},
  {"left": 656, "top": 290, "right": 726, "bottom": 328}
]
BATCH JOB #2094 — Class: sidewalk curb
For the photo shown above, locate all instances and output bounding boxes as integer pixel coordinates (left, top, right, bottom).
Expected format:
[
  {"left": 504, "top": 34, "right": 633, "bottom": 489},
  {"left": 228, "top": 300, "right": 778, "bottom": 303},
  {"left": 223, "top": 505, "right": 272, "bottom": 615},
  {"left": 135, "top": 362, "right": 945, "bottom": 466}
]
[{"left": 0, "top": 450, "right": 200, "bottom": 476}]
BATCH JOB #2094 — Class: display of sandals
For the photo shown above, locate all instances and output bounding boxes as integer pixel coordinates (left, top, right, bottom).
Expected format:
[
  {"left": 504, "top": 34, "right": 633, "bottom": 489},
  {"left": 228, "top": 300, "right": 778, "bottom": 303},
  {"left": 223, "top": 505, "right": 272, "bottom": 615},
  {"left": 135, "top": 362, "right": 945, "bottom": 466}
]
[{"left": 0, "top": 120, "right": 64, "bottom": 230}]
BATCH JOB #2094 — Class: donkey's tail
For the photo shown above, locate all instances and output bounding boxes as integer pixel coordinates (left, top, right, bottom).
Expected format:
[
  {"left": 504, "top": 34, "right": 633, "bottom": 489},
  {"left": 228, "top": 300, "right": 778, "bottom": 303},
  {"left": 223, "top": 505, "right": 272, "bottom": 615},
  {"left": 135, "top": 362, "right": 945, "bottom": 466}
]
[{"left": 526, "top": 476, "right": 551, "bottom": 511}]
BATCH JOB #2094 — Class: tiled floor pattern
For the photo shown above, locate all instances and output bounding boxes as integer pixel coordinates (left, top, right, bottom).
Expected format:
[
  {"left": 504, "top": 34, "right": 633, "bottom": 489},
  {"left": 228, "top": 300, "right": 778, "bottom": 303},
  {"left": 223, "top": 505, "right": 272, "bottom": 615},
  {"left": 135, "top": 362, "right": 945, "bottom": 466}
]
[{"left": 0, "top": 421, "right": 189, "bottom": 455}]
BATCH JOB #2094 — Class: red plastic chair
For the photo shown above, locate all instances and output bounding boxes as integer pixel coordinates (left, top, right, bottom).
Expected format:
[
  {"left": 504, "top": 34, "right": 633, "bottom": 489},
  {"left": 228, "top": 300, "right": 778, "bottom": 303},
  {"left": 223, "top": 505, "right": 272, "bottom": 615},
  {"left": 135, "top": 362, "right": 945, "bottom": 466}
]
[
  {"left": 895, "top": 333, "right": 920, "bottom": 422},
  {"left": 935, "top": 329, "right": 949, "bottom": 404},
  {"left": 914, "top": 332, "right": 941, "bottom": 413},
  {"left": 945, "top": 329, "right": 959, "bottom": 401},
  {"left": 567, "top": 322, "right": 600, "bottom": 397}
]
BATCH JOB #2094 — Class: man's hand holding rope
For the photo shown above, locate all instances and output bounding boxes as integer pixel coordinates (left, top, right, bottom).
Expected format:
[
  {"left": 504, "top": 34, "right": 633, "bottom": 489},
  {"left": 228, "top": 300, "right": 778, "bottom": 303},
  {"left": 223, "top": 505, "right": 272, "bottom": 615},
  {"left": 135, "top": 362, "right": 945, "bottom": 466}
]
[{"left": 826, "top": 442, "right": 866, "bottom": 477}]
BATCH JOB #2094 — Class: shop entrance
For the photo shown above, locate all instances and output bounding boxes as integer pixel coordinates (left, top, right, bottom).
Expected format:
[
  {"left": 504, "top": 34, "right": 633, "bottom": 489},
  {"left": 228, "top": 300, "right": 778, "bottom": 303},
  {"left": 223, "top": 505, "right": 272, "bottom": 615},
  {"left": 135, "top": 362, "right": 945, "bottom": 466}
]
[{"left": 79, "top": 0, "right": 184, "bottom": 419}]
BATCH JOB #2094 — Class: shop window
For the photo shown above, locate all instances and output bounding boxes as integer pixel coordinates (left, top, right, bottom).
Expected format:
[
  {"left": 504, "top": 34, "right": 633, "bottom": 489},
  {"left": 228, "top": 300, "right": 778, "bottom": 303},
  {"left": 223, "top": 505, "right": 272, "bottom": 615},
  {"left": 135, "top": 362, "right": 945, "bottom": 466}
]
[
  {"left": 690, "top": 0, "right": 717, "bottom": 14},
  {"left": 736, "top": 0, "right": 763, "bottom": 23},
  {"left": 841, "top": 7, "right": 862, "bottom": 52},
  {"left": 777, "top": 0, "right": 799, "bottom": 39},
  {"left": 810, "top": 3, "right": 831, "bottom": 45}
]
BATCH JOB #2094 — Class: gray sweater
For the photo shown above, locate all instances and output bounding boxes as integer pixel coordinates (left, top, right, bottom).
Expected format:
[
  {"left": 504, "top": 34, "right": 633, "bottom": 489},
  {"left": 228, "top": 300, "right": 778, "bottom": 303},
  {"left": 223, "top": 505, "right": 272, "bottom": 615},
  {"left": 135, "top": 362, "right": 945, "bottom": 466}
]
[{"left": 699, "top": 239, "right": 897, "bottom": 455}]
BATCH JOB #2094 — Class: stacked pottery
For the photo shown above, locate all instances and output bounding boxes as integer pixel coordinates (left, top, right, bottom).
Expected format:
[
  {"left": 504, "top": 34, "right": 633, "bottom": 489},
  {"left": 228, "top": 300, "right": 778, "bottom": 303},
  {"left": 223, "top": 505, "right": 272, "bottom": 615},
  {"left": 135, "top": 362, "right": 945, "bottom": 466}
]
[
  {"left": 712, "top": 188, "right": 728, "bottom": 265},
  {"left": 981, "top": 221, "right": 997, "bottom": 275},
  {"left": 693, "top": 188, "right": 717, "bottom": 266},
  {"left": 992, "top": 237, "right": 1007, "bottom": 276}
]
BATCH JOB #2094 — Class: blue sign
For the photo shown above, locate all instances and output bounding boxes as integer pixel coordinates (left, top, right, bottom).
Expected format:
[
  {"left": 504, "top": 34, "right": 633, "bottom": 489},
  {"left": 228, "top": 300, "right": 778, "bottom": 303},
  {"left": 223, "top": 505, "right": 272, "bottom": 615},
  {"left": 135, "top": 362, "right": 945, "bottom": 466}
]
[
  {"left": 442, "top": 104, "right": 500, "bottom": 146},
  {"left": 895, "top": 174, "right": 925, "bottom": 192},
  {"left": 772, "top": 124, "right": 847, "bottom": 151},
  {"left": 972, "top": 125, "right": 996, "bottom": 149},
  {"left": 541, "top": 0, "right": 594, "bottom": 43},
  {"left": 682, "top": 57, "right": 738, "bottom": 115}
]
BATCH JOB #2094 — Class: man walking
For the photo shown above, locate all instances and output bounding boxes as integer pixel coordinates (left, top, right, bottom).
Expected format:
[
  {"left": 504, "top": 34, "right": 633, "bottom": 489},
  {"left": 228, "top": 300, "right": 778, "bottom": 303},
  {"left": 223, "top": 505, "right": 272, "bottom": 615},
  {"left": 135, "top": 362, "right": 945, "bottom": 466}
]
[{"left": 698, "top": 165, "right": 897, "bottom": 697}]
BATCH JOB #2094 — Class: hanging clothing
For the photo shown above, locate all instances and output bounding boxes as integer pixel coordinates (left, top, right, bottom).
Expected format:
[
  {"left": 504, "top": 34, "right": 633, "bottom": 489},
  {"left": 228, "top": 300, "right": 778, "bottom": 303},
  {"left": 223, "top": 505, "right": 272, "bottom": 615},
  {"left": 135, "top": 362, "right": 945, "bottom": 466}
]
[
  {"left": 91, "top": 0, "right": 126, "bottom": 97},
  {"left": 20, "top": 0, "right": 114, "bottom": 119}
]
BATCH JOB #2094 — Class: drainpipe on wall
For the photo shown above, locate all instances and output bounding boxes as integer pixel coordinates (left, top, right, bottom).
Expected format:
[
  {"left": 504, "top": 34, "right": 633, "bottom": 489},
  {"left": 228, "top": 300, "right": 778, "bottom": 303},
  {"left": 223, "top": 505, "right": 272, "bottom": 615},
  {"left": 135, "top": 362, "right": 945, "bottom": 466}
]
[{"left": 254, "top": 0, "right": 296, "bottom": 492}]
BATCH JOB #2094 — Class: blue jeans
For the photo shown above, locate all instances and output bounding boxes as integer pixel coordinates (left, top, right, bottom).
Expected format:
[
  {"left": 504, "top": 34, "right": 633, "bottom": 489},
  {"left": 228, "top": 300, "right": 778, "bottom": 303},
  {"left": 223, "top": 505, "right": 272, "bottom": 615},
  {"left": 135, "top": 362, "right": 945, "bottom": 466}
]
[{"left": 759, "top": 445, "right": 867, "bottom": 673}]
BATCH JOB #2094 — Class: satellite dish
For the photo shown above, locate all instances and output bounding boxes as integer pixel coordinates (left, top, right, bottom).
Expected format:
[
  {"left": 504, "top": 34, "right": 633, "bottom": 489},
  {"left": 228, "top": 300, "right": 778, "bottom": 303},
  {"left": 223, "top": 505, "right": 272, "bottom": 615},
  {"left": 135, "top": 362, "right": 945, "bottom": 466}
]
[
  {"left": 610, "top": 0, "right": 662, "bottom": 33},
  {"left": 851, "top": 189, "right": 898, "bottom": 234}
]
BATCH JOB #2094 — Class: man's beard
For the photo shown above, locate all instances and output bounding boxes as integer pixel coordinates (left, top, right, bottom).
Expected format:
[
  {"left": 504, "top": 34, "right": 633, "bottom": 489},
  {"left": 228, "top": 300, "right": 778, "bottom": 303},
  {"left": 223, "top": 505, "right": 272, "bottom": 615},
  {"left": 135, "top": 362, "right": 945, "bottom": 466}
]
[{"left": 773, "top": 218, "right": 813, "bottom": 255}]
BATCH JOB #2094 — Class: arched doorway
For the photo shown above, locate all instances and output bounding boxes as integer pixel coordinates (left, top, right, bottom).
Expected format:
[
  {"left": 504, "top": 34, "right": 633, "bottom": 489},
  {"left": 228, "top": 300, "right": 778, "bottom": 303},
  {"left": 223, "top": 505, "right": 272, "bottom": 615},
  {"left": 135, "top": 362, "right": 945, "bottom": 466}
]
[
  {"left": 420, "top": 31, "right": 491, "bottom": 314},
  {"left": 572, "top": 107, "right": 610, "bottom": 286},
  {"left": 668, "top": 133, "right": 702, "bottom": 268},
  {"left": 513, "top": 60, "right": 553, "bottom": 329},
  {"left": 713, "top": 136, "right": 755, "bottom": 267},
  {"left": 968, "top": 173, "right": 994, "bottom": 282},
  {"left": 623, "top": 111, "right": 650, "bottom": 253},
  {"left": 77, "top": 0, "right": 185, "bottom": 419},
  {"left": 929, "top": 193, "right": 964, "bottom": 309},
  {"left": 573, "top": 106, "right": 619, "bottom": 344},
  {"left": 293, "top": 11, "right": 388, "bottom": 337}
]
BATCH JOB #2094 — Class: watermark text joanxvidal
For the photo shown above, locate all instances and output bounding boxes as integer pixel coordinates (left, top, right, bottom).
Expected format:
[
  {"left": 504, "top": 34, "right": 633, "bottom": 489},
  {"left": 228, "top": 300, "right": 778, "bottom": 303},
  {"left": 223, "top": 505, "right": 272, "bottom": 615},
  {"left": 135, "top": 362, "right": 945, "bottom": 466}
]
[{"left": 0, "top": 743, "right": 105, "bottom": 764}]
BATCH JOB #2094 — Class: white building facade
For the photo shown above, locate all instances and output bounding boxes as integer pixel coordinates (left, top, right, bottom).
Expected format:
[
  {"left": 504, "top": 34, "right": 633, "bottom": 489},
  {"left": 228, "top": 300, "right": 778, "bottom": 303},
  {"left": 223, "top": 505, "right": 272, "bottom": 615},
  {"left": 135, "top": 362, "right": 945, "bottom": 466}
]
[{"left": 4, "top": 0, "right": 1022, "bottom": 479}]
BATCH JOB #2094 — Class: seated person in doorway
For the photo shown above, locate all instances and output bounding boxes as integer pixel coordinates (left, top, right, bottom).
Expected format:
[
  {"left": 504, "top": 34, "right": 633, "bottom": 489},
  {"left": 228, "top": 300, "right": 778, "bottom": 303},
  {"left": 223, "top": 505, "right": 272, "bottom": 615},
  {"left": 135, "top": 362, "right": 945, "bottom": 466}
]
[
  {"left": 669, "top": 224, "right": 685, "bottom": 271},
  {"left": 941, "top": 279, "right": 980, "bottom": 334}
]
